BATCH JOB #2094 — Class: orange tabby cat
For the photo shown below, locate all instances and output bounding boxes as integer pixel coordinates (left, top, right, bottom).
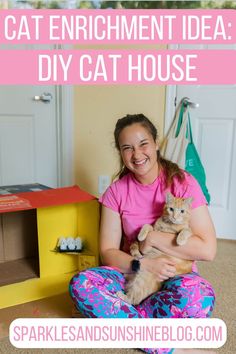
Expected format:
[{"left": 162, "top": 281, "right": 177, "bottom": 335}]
[{"left": 117, "top": 192, "right": 193, "bottom": 305}]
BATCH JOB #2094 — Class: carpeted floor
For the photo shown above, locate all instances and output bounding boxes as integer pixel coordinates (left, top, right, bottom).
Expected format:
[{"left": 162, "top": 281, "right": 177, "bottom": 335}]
[
  {"left": 0, "top": 239, "right": 235, "bottom": 354},
  {"left": 197, "top": 239, "right": 235, "bottom": 353}
]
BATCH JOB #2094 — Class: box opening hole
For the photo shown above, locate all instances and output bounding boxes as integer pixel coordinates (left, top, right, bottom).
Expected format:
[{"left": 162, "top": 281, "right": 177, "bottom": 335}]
[{"left": 0, "top": 209, "right": 39, "bottom": 286}]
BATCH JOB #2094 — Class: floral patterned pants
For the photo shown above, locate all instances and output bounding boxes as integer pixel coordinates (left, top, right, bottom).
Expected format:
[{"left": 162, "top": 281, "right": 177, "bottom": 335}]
[{"left": 69, "top": 266, "right": 215, "bottom": 354}]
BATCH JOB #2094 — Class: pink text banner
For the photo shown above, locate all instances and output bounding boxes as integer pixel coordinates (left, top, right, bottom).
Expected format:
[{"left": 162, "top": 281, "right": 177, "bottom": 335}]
[
  {"left": 0, "top": 9, "right": 235, "bottom": 44},
  {"left": 0, "top": 50, "right": 236, "bottom": 85}
]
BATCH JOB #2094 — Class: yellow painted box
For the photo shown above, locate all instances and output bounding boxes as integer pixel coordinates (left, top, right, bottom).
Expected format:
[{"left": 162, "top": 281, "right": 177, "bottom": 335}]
[{"left": 0, "top": 185, "right": 99, "bottom": 309}]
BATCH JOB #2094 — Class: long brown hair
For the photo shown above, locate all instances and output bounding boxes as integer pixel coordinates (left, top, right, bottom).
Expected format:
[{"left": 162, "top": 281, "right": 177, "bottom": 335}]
[{"left": 114, "top": 114, "right": 184, "bottom": 187}]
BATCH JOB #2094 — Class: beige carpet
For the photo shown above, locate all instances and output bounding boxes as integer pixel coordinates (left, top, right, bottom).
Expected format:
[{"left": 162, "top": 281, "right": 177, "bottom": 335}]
[
  {"left": 0, "top": 239, "right": 235, "bottom": 354},
  {"left": 197, "top": 239, "right": 235, "bottom": 353}
]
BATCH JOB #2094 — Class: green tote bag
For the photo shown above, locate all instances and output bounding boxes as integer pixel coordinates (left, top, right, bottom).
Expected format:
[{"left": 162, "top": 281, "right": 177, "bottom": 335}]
[{"left": 185, "top": 110, "right": 211, "bottom": 204}]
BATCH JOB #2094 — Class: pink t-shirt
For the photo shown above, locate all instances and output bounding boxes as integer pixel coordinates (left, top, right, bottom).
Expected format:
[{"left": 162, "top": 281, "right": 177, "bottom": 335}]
[{"left": 99, "top": 170, "right": 206, "bottom": 253}]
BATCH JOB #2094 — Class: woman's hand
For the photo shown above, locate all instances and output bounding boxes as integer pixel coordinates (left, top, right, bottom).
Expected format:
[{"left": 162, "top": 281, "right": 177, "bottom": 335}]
[
  {"left": 140, "top": 256, "right": 176, "bottom": 282},
  {"left": 138, "top": 229, "right": 177, "bottom": 281}
]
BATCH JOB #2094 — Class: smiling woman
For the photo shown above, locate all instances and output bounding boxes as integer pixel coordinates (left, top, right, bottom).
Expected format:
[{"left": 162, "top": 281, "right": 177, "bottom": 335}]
[
  {"left": 118, "top": 122, "right": 159, "bottom": 185},
  {"left": 69, "top": 113, "right": 216, "bottom": 354}
]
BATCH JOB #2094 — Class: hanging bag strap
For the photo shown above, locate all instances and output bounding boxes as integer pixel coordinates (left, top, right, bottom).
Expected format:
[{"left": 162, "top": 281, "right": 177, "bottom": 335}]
[
  {"left": 175, "top": 102, "right": 186, "bottom": 137},
  {"left": 163, "top": 101, "right": 188, "bottom": 141},
  {"left": 187, "top": 112, "right": 193, "bottom": 143}
]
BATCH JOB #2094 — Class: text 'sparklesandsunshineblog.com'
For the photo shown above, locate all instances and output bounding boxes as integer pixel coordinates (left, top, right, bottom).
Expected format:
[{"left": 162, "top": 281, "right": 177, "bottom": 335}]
[{"left": 9, "top": 319, "right": 227, "bottom": 349}]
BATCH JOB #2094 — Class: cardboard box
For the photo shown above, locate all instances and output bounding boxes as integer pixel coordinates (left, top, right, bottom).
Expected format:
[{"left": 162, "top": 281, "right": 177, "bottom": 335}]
[{"left": 0, "top": 184, "right": 99, "bottom": 309}]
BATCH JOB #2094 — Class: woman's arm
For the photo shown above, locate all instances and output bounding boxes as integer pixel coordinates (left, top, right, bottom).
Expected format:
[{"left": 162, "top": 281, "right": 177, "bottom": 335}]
[
  {"left": 100, "top": 205, "right": 177, "bottom": 280},
  {"left": 139, "top": 205, "right": 217, "bottom": 261},
  {"left": 99, "top": 205, "right": 134, "bottom": 273}
]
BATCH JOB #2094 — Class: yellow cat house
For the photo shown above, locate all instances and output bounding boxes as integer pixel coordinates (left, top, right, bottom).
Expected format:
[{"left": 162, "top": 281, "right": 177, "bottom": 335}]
[{"left": 0, "top": 185, "right": 99, "bottom": 309}]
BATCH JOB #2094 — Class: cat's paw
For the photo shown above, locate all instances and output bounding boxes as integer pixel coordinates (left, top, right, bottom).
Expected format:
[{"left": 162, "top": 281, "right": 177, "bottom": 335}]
[
  {"left": 116, "top": 291, "right": 132, "bottom": 304},
  {"left": 176, "top": 229, "right": 191, "bottom": 246},
  {"left": 138, "top": 224, "right": 153, "bottom": 241},
  {"left": 116, "top": 290, "right": 124, "bottom": 299},
  {"left": 176, "top": 235, "right": 187, "bottom": 246},
  {"left": 130, "top": 241, "right": 142, "bottom": 258}
]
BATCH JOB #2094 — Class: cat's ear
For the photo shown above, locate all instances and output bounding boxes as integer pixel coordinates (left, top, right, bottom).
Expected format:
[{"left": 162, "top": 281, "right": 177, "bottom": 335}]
[
  {"left": 166, "top": 192, "right": 174, "bottom": 203},
  {"left": 184, "top": 197, "right": 193, "bottom": 207}
]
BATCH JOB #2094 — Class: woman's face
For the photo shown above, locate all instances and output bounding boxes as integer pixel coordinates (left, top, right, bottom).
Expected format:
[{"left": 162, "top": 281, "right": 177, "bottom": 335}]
[{"left": 118, "top": 123, "right": 159, "bottom": 184}]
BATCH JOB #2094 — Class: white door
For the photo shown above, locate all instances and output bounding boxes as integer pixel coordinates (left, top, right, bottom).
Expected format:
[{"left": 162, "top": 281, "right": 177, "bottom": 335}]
[
  {"left": 0, "top": 85, "right": 59, "bottom": 188},
  {"left": 166, "top": 46, "right": 236, "bottom": 240}
]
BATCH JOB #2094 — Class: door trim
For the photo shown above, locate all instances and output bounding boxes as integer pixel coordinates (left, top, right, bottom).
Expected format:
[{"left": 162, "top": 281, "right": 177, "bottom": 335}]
[
  {"left": 57, "top": 85, "right": 74, "bottom": 187},
  {"left": 56, "top": 43, "right": 74, "bottom": 188}
]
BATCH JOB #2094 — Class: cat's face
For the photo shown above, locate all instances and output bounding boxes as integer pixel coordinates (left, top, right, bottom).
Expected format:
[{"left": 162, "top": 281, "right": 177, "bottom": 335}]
[{"left": 165, "top": 192, "right": 192, "bottom": 225}]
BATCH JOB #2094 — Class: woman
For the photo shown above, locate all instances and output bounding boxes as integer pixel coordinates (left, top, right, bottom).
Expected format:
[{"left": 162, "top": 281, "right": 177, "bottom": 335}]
[{"left": 69, "top": 114, "right": 216, "bottom": 354}]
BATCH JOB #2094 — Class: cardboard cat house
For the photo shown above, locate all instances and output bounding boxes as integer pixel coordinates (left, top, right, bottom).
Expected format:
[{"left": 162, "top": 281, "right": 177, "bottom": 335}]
[{"left": 0, "top": 184, "right": 99, "bottom": 309}]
